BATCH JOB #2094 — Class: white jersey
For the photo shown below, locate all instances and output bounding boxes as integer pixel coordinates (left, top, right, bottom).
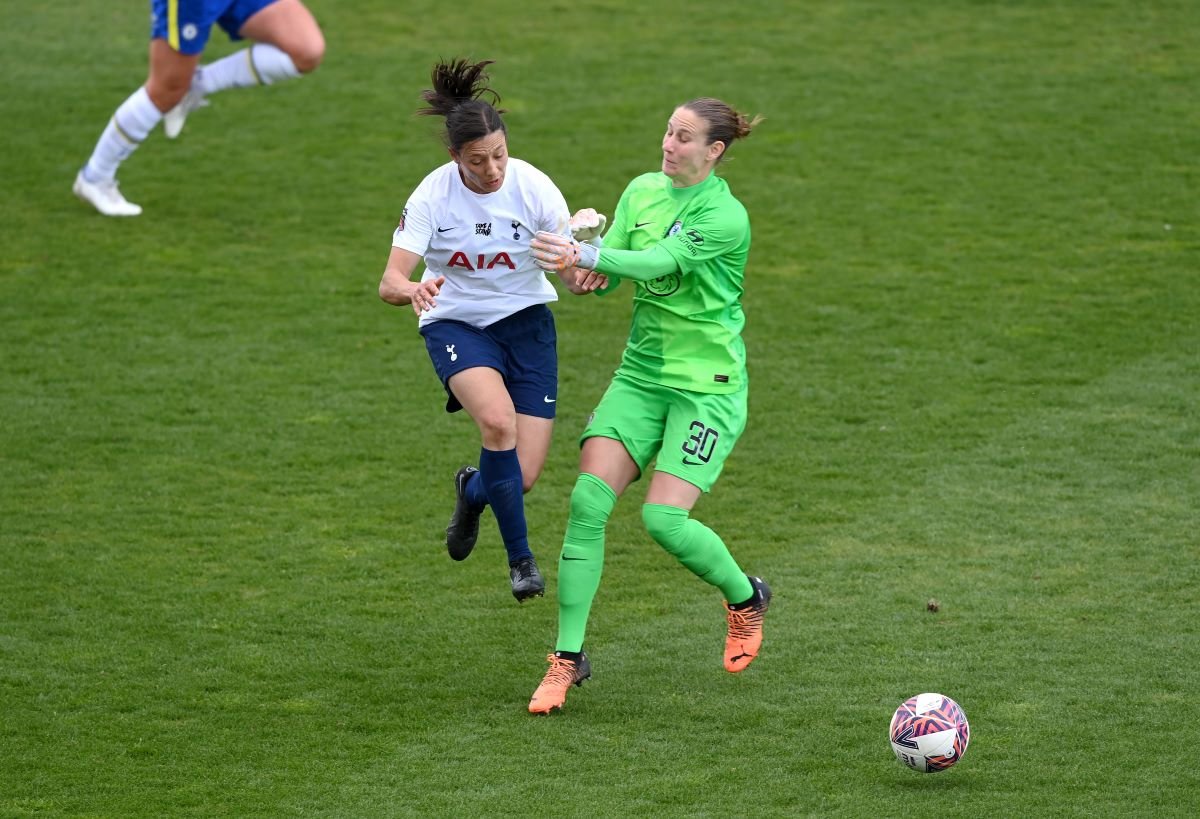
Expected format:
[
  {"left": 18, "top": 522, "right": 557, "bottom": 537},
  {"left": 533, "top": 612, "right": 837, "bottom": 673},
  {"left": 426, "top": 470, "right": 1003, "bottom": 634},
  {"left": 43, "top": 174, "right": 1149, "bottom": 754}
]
[{"left": 392, "top": 157, "right": 570, "bottom": 329}]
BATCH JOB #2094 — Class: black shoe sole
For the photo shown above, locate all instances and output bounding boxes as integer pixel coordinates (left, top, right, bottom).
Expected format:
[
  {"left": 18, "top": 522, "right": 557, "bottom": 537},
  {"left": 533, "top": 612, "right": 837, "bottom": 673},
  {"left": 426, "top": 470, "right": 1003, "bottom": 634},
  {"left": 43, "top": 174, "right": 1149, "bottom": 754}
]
[
  {"left": 513, "top": 586, "right": 545, "bottom": 603},
  {"left": 446, "top": 519, "right": 480, "bottom": 561}
]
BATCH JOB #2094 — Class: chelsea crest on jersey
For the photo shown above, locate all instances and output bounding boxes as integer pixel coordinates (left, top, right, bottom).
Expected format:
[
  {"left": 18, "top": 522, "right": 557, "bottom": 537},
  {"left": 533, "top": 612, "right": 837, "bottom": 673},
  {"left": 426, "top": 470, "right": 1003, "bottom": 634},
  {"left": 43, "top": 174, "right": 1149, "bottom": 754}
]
[{"left": 392, "top": 157, "right": 570, "bottom": 329}]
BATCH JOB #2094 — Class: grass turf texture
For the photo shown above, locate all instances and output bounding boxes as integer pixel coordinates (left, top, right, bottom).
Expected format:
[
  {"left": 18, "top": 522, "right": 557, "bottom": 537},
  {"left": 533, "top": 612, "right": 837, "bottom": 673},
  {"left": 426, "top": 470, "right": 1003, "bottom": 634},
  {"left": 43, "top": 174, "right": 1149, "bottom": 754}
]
[{"left": 2, "top": 0, "right": 1198, "bottom": 815}]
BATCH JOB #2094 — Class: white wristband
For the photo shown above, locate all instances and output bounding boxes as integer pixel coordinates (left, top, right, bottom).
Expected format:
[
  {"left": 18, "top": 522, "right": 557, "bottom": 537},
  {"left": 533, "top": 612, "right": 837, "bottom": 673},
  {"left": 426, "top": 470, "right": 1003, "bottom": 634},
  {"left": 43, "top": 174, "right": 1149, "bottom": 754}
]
[{"left": 576, "top": 241, "right": 599, "bottom": 270}]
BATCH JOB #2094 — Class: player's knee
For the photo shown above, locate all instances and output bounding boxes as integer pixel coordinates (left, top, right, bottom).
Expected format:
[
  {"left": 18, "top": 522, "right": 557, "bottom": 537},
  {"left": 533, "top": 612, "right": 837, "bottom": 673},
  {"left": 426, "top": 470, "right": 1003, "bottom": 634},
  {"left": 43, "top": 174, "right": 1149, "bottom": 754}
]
[
  {"left": 642, "top": 504, "right": 688, "bottom": 553},
  {"left": 287, "top": 34, "right": 325, "bottom": 73},
  {"left": 474, "top": 410, "right": 517, "bottom": 450},
  {"left": 145, "top": 77, "right": 189, "bottom": 112},
  {"left": 569, "top": 473, "right": 616, "bottom": 526}
]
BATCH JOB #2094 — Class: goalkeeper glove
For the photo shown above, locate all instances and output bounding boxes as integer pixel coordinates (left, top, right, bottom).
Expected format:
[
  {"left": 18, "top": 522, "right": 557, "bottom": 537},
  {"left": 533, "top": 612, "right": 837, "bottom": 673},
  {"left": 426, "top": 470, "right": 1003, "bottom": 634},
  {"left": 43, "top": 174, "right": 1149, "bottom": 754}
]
[
  {"left": 531, "top": 231, "right": 599, "bottom": 272},
  {"left": 569, "top": 208, "right": 607, "bottom": 244}
]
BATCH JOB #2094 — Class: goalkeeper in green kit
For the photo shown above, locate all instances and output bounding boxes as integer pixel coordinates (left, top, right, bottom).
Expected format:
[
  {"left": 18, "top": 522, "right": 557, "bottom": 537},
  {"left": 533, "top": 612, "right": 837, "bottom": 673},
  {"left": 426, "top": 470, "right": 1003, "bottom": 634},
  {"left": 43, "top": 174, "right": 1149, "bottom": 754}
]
[{"left": 526, "top": 98, "right": 770, "bottom": 714}]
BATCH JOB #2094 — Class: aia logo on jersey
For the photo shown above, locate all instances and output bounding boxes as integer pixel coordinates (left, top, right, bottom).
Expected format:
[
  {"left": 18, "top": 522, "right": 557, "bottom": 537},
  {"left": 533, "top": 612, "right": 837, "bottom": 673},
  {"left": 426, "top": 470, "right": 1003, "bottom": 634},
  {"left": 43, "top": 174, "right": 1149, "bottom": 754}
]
[{"left": 447, "top": 251, "right": 516, "bottom": 272}]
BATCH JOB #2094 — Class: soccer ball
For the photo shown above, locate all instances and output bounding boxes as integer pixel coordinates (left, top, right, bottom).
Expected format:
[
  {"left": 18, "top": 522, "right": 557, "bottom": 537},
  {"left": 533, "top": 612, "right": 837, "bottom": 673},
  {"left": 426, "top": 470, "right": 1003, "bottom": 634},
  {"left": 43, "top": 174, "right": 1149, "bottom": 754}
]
[{"left": 889, "top": 692, "right": 970, "bottom": 773}]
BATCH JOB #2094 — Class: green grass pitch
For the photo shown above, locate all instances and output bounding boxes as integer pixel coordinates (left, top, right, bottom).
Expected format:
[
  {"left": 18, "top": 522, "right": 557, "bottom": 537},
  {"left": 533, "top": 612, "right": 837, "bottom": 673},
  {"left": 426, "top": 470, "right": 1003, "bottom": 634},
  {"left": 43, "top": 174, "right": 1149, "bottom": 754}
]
[{"left": 2, "top": 0, "right": 1198, "bottom": 815}]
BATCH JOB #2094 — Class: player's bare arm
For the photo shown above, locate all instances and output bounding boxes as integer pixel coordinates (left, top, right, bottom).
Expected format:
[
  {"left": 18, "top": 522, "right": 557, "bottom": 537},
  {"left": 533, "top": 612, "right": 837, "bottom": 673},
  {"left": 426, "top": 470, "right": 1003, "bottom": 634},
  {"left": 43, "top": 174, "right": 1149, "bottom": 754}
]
[{"left": 379, "top": 246, "right": 444, "bottom": 315}]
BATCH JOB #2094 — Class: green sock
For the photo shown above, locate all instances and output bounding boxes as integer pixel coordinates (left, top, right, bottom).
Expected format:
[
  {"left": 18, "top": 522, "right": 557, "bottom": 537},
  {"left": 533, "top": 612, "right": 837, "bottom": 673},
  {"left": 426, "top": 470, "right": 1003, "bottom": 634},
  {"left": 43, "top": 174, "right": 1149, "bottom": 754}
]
[
  {"left": 642, "top": 503, "right": 753, "bottom": 603},
  {"left": 555, "top": 473, "right": 617, "bottom": 652}
]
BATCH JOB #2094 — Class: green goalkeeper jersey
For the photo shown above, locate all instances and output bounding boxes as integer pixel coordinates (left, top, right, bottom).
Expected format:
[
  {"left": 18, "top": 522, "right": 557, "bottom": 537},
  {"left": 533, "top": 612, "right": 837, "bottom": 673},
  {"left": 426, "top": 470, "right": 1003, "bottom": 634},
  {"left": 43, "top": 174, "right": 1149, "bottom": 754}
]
[{"left": 599, "top": 171, "right": 751, "bottom": 394}]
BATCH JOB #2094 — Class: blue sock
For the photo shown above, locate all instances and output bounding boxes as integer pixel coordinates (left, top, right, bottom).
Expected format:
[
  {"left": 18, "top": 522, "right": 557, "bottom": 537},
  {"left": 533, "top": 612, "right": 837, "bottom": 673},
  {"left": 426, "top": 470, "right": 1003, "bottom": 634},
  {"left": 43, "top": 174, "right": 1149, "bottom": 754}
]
[
  {"left": 465, "top": 468, "right": 488, "bottom": 509},
  {"left": 478, "top": 447, "right": 531, "bottom": 563}
]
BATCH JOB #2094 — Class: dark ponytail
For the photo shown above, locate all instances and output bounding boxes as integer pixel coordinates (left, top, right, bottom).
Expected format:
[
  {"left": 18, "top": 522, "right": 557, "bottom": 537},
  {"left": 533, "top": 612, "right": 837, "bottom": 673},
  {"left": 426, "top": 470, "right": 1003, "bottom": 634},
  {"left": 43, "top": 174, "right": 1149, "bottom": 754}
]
[{"left": 417, "top": 58, "right": 507, "bottom": 152}]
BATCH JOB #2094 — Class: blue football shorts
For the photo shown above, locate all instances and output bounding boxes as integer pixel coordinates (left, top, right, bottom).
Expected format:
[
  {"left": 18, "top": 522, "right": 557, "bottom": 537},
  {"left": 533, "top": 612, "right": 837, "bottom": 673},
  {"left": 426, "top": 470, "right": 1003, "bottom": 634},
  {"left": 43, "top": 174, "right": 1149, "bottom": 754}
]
[
  {"left": 150, "top": 0, "right": 279, "bottom": 54},
  {"left": 419, "top": 304, "right": 559, "bottom": 419}
]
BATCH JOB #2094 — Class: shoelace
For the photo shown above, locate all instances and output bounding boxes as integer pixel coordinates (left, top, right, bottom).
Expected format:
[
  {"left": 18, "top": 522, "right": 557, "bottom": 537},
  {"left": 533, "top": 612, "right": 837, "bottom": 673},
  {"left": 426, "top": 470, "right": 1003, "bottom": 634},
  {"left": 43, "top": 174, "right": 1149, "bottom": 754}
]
[
  {"left": 514, "top": 562, "right": 535, "bottom": 580},
  {"left": 726, "top": 604, "right": 764, "bottom": 641},
  {"left": 540, "top": 654, "right": 579, "bottom": 687}
]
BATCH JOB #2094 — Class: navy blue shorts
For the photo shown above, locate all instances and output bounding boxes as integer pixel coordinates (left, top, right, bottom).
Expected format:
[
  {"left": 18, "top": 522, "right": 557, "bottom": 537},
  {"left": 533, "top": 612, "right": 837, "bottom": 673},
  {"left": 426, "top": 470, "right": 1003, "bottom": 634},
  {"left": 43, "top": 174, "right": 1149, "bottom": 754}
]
[
  {"left": 150, "top": 0, "right": 278, "bottom": 54},
  {"left": 420, "top": 304, "right": 558, "bottom": 419}
]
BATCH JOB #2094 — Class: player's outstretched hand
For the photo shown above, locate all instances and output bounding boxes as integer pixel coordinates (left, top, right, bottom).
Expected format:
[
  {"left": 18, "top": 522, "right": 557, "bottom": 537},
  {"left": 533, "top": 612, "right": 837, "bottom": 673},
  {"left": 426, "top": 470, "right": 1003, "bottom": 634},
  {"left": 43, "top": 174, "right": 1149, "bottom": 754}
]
[
  {"left": 409, "top": 275, "right": 446, "bottom": 315},
  {"left": 532, "top": 231, "right": 598, "bottom": 272},
  {"left": 569, "top": 209, "right": 607, "bottom": 242},
  {"left": 531, "top": 232, "right": 580, "bottom": 272}
]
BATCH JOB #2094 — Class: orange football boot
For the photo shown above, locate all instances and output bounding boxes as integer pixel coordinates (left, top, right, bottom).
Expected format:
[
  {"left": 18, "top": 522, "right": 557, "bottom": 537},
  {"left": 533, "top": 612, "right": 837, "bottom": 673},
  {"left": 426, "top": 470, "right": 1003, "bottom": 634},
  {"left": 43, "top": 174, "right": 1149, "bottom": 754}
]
[
  {"left": 724, "top": 576, "right": 772, "bottom": 672},
  {"left": 528, "top": 652, "right": 591, "bottom": 714}
]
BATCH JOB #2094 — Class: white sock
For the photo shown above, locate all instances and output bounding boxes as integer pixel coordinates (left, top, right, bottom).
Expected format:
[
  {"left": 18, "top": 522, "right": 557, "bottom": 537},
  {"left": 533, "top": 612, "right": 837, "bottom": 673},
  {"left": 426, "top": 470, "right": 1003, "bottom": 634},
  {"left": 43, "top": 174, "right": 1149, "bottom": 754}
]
[
  {"left": 195, "top": 43, "right": 300, "bottom": 94},
  {"left": 83, "top": 86, "right": 163, "bottom": 183}
]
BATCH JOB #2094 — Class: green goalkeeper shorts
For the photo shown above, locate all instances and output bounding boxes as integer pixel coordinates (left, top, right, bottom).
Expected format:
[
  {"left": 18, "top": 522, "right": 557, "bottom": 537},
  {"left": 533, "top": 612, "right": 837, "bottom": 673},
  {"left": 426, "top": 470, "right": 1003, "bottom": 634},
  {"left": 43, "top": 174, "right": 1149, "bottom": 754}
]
[{"left": 580, "top": 372, "right": 748, "bottom": 493}]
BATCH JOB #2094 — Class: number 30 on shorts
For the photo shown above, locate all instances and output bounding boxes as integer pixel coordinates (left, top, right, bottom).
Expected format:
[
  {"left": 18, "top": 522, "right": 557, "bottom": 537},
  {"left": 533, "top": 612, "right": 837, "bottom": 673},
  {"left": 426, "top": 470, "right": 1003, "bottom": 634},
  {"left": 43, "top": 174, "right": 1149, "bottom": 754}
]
[{"left": 681, "top": 421, "right": 720, "bottom": 464}]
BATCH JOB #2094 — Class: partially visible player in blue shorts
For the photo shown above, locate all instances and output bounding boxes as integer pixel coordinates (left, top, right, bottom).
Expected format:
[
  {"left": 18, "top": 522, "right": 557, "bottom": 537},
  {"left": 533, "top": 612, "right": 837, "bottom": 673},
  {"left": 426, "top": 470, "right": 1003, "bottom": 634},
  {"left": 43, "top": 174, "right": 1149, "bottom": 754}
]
[{"left": 73, "top": 0, "right": 324, "bottom": 217}]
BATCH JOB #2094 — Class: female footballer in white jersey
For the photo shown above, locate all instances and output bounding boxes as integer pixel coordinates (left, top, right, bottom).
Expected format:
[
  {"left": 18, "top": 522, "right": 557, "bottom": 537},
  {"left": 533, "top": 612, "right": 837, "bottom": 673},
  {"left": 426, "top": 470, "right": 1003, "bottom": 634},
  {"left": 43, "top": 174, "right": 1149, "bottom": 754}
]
[
  {"left": 74, "top": 0, "right": 325, "bottom": 216},
  {"left": 379, "top": 59, "right": 605, "bottom": 602}
]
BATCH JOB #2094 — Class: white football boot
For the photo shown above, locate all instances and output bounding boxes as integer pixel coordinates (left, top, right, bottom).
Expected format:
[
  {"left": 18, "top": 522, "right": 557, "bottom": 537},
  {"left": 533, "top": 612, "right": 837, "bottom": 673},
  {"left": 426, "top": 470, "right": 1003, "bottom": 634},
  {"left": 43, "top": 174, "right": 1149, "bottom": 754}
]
[
  {"left": 163, "top": 86, "right": 209, "bottom": 139},
  {"left": 73, "top": 170, "right": 142, "bottom": 217}
]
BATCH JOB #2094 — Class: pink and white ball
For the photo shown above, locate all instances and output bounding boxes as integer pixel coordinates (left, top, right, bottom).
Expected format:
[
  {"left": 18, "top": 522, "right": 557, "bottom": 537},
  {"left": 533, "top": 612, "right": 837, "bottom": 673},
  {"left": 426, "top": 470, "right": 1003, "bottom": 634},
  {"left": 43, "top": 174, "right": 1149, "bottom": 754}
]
[{"left": 889, "top": 693, "right": 970, "bottom": 773}]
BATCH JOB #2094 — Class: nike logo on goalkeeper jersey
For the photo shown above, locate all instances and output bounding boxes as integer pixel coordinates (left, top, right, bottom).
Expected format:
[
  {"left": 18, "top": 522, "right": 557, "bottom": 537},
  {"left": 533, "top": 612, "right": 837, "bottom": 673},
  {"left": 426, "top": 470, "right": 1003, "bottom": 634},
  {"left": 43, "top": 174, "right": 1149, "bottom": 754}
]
[{"left": 634, "top": 221, "right": 653, "bottom": 228}]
